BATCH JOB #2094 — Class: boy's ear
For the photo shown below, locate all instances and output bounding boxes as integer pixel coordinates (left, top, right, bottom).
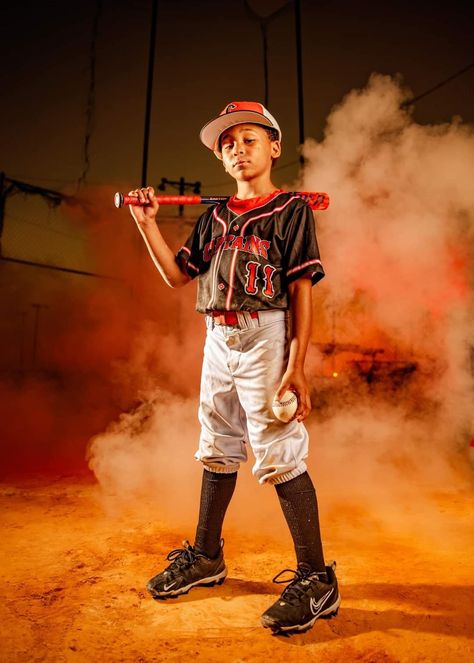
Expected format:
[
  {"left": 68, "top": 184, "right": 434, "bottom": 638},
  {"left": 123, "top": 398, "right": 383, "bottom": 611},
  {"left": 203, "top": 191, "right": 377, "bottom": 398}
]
[{"left": 271, "top": 140, "right": 282, "bottom": 159}]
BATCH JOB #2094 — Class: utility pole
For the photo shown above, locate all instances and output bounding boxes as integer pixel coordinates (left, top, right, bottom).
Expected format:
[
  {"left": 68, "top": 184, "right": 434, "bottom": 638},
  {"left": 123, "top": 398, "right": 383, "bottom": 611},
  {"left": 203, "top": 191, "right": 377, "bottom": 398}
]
[
  {"left": 294, "top": 0, "right": 305, "bottom": 165},
  {"left": 141, "top": 0, "right": 159, "bottom": 187},
  {"left": 0, "top": 172, "right": 5, "bottom": 251},
  {"left": 19, "top": 311, "right": 27, "bottom": 371},
  {"left": 0, "top": 172, "right": 12, "bottom": 256},
  {"left": 157, "top": 177, "right": 201, "bottom": 216},
  {"left": 31, "top": 303, "right": 49, "bottom": 370},
  {"left": 244, "top": 0, "right": 289, "bottom": 108}
]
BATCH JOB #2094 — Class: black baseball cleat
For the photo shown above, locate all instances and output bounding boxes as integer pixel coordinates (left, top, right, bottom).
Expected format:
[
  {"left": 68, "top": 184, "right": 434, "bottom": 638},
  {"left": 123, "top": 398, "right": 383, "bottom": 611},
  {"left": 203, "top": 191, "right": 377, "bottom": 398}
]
[
  {"left": 261, "top": 560, "right": 340, "bottom": 635},
  {"left": 146, "top": 539, "right": 227, "bottom": 600}
]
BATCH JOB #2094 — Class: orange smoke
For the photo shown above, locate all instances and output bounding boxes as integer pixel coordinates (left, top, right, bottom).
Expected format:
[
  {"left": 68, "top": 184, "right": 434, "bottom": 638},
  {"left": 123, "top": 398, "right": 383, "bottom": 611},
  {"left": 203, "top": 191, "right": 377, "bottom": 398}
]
[{"left": 0, "top": 186, "right": 201, "bottom": 475}]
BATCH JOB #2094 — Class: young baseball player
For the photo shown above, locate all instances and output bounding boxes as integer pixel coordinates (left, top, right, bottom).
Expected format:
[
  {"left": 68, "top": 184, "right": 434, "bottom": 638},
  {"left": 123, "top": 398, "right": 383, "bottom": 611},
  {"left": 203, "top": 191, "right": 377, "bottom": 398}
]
[{"left": 128, "top": 101, "right": 340, "bottom": 635}]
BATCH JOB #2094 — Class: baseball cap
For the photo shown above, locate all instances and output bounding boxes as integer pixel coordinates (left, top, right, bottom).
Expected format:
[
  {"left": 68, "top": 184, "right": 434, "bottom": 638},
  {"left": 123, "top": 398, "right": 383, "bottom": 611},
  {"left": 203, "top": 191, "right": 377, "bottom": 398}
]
[{"left": 200, "top": 101, "right": 282, "bottom": 159}]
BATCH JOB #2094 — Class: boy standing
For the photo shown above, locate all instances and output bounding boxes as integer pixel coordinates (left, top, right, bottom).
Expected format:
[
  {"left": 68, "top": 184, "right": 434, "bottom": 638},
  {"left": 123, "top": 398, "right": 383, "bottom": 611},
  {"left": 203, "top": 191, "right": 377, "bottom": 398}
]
[{"left": 128, "top": 101, "right": 340, "bottom": 635}]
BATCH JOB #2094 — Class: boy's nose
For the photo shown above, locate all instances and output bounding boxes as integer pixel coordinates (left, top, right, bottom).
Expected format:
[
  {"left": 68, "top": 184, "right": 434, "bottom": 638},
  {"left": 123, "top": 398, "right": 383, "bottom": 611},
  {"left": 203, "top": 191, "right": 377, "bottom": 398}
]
[{"left": 232, "top": 141, "right": 245, "bottom": 155}]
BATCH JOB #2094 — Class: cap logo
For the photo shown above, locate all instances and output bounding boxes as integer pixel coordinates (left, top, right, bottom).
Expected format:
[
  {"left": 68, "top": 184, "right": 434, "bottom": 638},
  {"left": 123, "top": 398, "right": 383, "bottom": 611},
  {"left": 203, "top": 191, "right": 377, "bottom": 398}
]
[{"left": 225, "top": 103, "right": 237, "bottom": 113}]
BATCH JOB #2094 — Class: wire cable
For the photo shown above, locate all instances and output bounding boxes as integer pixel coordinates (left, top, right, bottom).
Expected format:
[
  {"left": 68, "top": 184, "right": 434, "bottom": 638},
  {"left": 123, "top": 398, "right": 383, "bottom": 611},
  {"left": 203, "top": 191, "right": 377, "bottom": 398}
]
[
  {"left": 243, "top": 0, "right": 291, "bottom": 107},
  {"left": 401, "top": 61, "right": 474, "bottom": 108}
]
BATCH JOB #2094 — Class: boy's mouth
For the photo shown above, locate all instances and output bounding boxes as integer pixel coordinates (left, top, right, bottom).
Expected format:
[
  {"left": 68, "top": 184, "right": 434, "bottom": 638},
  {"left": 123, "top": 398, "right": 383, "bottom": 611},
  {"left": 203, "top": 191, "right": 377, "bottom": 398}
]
[{"left": 234, "top": 160, "right": 250, "bottom": 168}]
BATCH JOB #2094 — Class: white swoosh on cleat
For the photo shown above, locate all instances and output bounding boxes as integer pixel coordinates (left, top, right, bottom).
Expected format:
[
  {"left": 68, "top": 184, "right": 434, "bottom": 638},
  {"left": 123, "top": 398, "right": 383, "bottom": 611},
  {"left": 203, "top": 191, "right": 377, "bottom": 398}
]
[
  {"left": 163, "top": 581, "right": 177, "bottom": 591},
  {"left": 310, "top": 589, "right": 333, "bottom": 615}
]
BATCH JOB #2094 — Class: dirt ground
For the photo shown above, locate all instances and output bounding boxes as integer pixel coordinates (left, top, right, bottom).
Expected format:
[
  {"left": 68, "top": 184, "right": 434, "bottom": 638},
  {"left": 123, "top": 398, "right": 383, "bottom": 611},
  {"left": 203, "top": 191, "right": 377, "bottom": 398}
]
[{"left": 1, "top": 476, "right": 473, "bottom": 663}]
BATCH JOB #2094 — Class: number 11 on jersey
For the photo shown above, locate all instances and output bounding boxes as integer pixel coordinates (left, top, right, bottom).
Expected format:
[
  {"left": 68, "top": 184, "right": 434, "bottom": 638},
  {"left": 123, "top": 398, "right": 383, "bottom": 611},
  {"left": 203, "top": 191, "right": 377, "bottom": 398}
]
[{"left": 245, "top": 262, "right": 276, "bottom": 299}]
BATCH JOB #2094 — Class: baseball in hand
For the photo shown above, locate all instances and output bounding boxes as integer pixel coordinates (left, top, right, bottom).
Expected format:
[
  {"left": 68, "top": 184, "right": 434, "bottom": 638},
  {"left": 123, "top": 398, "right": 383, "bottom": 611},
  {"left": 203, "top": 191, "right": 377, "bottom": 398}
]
[{"left": 272, "top": 390, "right": 298, "bottom": 423}]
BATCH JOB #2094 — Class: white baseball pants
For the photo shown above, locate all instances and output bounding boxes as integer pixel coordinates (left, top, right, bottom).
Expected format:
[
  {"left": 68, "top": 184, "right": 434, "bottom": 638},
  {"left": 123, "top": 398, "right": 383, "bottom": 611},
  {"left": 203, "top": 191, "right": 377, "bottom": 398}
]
[{"left": 195, "top": 310, "right": 309, "bottom": 485}]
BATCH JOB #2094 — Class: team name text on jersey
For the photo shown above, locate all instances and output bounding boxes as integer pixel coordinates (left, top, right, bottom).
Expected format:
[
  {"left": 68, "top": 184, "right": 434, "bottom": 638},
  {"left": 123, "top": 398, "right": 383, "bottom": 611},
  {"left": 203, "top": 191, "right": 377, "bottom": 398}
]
[{"left": 203, "top": 234, "right": 271, "bottom": 262}]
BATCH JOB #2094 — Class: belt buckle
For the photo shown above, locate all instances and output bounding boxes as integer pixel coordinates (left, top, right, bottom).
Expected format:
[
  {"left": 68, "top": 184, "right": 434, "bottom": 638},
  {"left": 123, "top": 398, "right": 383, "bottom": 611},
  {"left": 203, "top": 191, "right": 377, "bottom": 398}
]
[
  {"left": 224, "top": 311, "right": 238, "bottom": 325},
  {"left": 211, "top": 311, "right": 235, "bottom": 325}
]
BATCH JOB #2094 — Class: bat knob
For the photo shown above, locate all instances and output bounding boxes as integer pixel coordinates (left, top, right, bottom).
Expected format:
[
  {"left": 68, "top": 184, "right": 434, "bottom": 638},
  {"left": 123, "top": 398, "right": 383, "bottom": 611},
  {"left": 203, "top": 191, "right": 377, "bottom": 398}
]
[{"left": 114, "top": 192, "right": 124, "bottom": 208}]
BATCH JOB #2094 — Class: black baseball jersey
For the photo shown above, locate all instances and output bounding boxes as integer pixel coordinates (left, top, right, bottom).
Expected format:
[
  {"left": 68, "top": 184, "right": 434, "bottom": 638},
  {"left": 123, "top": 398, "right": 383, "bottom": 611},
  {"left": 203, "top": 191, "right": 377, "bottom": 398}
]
[{"left": 175, "top": 191, "right": 325, "bottom": 313}]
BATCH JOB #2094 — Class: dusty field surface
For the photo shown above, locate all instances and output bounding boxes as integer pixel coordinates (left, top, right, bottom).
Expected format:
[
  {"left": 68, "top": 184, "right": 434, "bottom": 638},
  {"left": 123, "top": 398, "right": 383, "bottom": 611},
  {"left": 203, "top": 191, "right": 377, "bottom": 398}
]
[{"left": 0, "top": 476, "right": 473, "bottom": 663}]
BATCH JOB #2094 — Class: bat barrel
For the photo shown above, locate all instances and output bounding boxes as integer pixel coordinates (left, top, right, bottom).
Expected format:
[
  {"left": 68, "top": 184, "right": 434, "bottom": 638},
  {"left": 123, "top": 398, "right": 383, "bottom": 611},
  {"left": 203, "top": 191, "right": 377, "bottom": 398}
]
[{"left": 297, "top": 192, "right": 330, "bottom": 210}]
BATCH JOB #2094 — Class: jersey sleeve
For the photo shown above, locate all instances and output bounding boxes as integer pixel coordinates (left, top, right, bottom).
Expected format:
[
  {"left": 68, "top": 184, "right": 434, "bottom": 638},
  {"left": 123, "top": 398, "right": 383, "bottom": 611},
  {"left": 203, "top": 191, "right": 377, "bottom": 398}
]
[
  {"left": 174, "top": 209, "right": 210, "bottom": 280},
  {"left": 284, "top": 202, "right": 325, "bottom": 286}
]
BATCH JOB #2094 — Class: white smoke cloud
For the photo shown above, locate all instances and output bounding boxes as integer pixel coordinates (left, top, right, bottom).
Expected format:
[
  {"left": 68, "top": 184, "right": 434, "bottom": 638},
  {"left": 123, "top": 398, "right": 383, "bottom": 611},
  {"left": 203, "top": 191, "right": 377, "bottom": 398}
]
[{"left": 300, "top": 73, "right": 474, "bottom": 537}]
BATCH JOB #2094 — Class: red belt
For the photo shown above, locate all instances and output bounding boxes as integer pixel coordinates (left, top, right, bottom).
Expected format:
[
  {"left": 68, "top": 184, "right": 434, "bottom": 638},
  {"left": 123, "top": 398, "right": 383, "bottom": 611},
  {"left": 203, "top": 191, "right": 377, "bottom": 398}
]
[{"left": 210, "top": 310, "right": 259, "bottom": 325}]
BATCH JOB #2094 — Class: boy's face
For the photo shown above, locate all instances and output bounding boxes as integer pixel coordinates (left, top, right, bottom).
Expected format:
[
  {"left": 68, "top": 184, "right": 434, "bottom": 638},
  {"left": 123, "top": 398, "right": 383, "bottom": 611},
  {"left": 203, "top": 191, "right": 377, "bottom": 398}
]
[{"left": 220, "top": 124, "right": 281, "bottom": 181}]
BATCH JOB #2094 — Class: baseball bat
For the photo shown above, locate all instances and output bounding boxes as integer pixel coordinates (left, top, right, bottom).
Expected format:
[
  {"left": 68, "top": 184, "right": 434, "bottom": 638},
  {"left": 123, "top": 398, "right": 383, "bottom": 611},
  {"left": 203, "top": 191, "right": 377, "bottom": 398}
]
[{"left": 114, "top": 191, "right": 330, "bottom": 211}]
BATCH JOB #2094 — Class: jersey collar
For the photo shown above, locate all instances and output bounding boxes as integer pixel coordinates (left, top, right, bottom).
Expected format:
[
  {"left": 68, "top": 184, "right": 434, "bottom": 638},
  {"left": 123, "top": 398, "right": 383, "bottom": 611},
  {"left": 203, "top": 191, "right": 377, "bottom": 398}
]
[{"left": 227, "top": 189, "right": 284, "bottom": 214}]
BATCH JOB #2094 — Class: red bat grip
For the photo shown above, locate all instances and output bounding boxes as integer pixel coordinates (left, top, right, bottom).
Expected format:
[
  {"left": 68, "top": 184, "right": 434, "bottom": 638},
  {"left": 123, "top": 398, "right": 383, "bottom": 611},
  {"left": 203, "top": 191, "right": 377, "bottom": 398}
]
[{"left": 115, "top": 193, "right": 202, "bottom": 208}]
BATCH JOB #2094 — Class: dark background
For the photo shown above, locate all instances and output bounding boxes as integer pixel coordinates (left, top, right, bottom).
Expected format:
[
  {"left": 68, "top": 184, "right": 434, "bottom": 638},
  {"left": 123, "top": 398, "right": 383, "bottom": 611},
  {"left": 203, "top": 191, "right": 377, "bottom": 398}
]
[{"left": 1, "top": 0, "right": 473, "bottom": 194}]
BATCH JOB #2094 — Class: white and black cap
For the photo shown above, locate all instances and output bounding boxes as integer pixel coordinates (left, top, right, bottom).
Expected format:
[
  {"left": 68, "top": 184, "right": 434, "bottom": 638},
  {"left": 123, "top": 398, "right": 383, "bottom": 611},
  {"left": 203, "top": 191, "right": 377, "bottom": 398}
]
[{"left": 200, "top": 101, "right": 282, "bottom": 159}]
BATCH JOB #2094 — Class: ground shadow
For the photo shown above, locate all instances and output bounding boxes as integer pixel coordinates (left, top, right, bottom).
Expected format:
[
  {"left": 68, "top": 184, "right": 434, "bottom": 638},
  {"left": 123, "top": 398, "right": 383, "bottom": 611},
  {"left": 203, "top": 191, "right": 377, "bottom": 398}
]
[
  {"left": 150, "top": 579, "right": 474, "bottom": 646},
  {"left": 272, "top": 583, "right": 474, "bottom": 646},
  {"left": 150, "top": 576, "right": 276, "bottom": 604}
]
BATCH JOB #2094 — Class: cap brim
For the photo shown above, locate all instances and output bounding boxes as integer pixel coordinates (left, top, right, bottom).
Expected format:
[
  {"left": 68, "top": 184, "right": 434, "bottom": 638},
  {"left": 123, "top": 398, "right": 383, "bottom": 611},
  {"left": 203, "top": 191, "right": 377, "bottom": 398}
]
[{"left": 200, "top": 111, "right": 278, "bottom": 156}]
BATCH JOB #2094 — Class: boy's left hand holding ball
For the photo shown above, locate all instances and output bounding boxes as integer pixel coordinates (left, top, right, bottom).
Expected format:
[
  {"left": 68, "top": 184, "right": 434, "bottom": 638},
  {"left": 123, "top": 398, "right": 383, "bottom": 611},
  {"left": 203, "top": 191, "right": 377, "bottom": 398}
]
[
  {"left": 272, "top": 390, "right": 298, "bottom": 422},
  {"left": 273, "top": 369, "right": 312, "bottom": 422}
]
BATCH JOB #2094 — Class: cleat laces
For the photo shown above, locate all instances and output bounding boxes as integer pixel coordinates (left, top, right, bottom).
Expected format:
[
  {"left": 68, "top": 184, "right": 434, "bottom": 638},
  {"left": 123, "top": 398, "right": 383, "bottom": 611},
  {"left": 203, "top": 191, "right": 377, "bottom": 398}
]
[
  {"left": 272, "top": 566, "right": 326, "bottom": 603},
  {"left": 165, "top": 541, "right": 201, "bottom": 574}
]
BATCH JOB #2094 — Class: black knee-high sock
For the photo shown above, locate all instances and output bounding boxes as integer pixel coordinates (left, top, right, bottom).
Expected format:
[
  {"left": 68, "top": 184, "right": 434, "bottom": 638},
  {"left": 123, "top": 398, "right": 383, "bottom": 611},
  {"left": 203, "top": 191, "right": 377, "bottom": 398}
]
[
  {"left": 275, "top": 471, "right": 327, "bottom": 577},
  {"left": 194, "top": 469, "right": 237, "bottom": 558}
]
